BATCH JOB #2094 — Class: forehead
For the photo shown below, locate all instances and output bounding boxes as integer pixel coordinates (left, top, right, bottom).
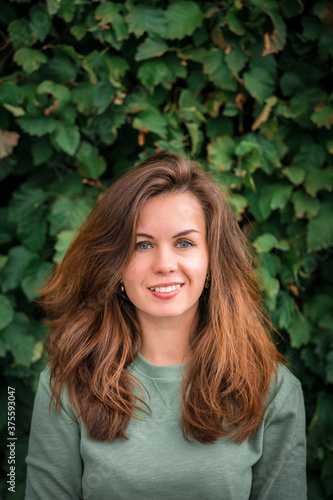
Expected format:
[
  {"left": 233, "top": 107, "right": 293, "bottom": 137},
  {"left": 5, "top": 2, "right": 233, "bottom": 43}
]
[{"left": 136, "top": 193, "right": 206, "bottom": 232}]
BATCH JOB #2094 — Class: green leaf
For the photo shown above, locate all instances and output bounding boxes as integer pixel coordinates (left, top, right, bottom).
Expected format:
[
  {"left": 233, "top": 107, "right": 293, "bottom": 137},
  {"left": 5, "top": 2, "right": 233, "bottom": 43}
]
[
  {"left": 243, "top": 68, "right": 275, "bottom": 103},
  {"left": 291, "top": 142, "right": 326, "bottom": 174},
  {"left": 46, "top": 0, "right": 61, "bottom": 15},
  {"left": 283, "top": 166, "right": 305, "bottom": 185},
  {"left": 247, "top": 186, "right": 272, "bottom": 222},
  {"left": 291, "top": 191, "right": 321, "bottom": 219},
  {"left": 259, "top": 183, "right": 294, "bottom": 211},
  {"left": 135, "top": 37, "right": 168, "bottom": 61},
  {"left": 137, "top": 56, "right": 186, "bottom": 92},
  {"left": 235, "top": 140, "right": 259, "bottom": 157},
  {"left": 8, "top": 182, "right": 47, "bottom": 222},
  {"left": 8, "top": 19, "right": 36, "bottom": 49},
  {"left": 275, "top": 291, "right": 295, "bottom": 330},
  {"left": 14, "top": 48, "right": 47, "bottom": 74},
  {"left": 178, "top": 89, "right": 205, "bottom": 124},
  {"left": 53, "top": 122, "right": 80, "bottom": 156},
  {"left": 186, "top": 122, "right": 204, "bottom": 156},
  {"left": 227, "top": 193, "right": 247, "bottom": 220},
  {"left": 226, "top": 9, "right": 245, "bottom": 36},
  {"left": 76, "top": 142, "right": 107, "bottom": 179},
  {"left": 53, "top": 230, "right": 76, "bottom": 264},
  {"left": 305, "top": 169, "right": 333, "bottom": 197},
  {"left": 132, "top": 108, "right": 168, "bottom": 139},
  {"left": 304, "top": 294, "right": 333, "bottom": 324},
  {"left": 37, "top": 80, "right": 71, "bottom": 109},
  {"left": 280, "top": 72, "right": 303, "bottom": 97},
  {"left": 1, "top": 246, "right": 37, "bottom": 293},
  {"left": 31, "top": 138, "right": 53, "bottom": 166},
  {"left": 17, "top": 116, "right": 57, "bottom": 137},
  {"left": 206, "top": 116, "right": 234, "bottom": 140},
  {"left": 207, "top": 136, "right": 235, "bottom": 172},
  {"left": 262, "top": 9, "right": 287, "bottom": 55},
  {"left": 70, "top": 25, "right": 86, "bottom": 41},
  {"left": 1, "top": 312, "right": 35, "bottom": 366},
  {"left": 225, "top": 47, "right": 248, "bottom": 74},
  {"left": 3, "top": 103, "right": 25, "bottom": 117},
  {"left": 138, "top": 60, "right": 169, "bottom": 92},
  {"left": 0, "top": 255, "right": 8, "bottom": 272},
  {"left": 0, "top": 82, "right": 23, "bottom": 106},
  {"left": 95, "top": 3, "right": 129, "bottom": 41},
  {"left": 48, "top": 197, "right": 95, "bottom": 236},
  {"left": 311, "top": 104, "right": 333, "bottom": 129},
  {"left": 92, "top": 81, "right": 115, "bottom": 114},
  {"left": 256, "top": 134, "right": 280, "bottom": 175},
  {"left": 307, "top": 202, "right": 333, "bottom": 251},
  {"left": 165, "top": 2, "right": 204, "bottom": 40},
  {"left": 29, "top": 4, "right": 52, "bottom": 42},
  {"left": 261, "top": 272, "right": 280, "bottom": 310},
  {"left": 47, "top": 171, "right": 84, "bottom": 198},
  {"left": 71, "top": 83, "right": 94, "bottom": 113},
  {"left": 0, "top": 295, "right": 14, "bottom": 330},
  {"left": 155, "top": 138, "right": 187, "bottom": 157},
  {"left": 203, "top": 49, "right": 237, "bottom": 91},
  {"left": 104, "top": 56, "right": 130, "bottom": 85},
  {"left": 287, "top": 314, "right": 312, "bottom": 348},
  {"left": 31, "top": 340, "right": 44, "bottom": 364},
  {"left": 259, "top": 252, "right": 282, "bottom": 277},
  {"left": 58, "top": 0, "right": 76, "bottom": 22},
  {"left": 17, "top": 206, "right": 48, "bottom": 251},
  {"left": 21, "top": 259, "right": 53, "bottom": 301},
  {"left": 235, "top": 140, "right": 261, "bottom": 174},
  {"left": 253, "top": 233, "right": 290, "bottom": 253},
  {"left": 43, "top": 54, "right": 79, "bottom": 84},
  {"left": 125, "top": 5, "right": 168, "bottom": 38},
  {"left": 271, "top": 184, "right": 294, "bottom": 210}
]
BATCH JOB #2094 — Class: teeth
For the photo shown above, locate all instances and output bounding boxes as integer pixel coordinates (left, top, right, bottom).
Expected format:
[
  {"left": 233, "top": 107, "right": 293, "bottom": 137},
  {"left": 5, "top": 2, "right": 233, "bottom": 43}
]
[{"left": 150, "top": 284, "right": 181, "bottom": 292}]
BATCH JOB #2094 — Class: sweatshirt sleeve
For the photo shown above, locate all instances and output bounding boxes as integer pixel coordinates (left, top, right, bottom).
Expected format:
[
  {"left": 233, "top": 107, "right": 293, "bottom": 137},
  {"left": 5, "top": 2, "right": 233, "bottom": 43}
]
[
  {"left": 250, "top": 368, "right": 307, "bottom": 500},
  {"left": 25, "top": 367, "right": 83, "bottom": 500}
]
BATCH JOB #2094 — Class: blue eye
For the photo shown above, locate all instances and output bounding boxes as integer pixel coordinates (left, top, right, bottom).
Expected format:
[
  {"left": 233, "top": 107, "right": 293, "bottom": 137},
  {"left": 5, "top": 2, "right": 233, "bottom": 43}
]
[
  {"left": 177, "top": 240, "right": 195, "bottom": 249},
  {"left": 136, "top": 241, "right": 151, "bottom": 250}
]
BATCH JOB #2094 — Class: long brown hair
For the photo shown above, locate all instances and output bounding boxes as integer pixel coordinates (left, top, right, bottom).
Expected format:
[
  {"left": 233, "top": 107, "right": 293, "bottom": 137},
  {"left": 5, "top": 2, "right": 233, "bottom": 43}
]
[{"left": 37, "top": 153, "right": 284, "bottom": 444}]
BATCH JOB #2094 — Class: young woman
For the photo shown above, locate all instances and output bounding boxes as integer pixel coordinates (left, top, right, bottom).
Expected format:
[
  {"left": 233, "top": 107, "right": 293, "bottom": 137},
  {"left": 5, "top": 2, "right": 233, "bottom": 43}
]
[{"left": 25, "top": 153, "right": 307, "bottom": 499}]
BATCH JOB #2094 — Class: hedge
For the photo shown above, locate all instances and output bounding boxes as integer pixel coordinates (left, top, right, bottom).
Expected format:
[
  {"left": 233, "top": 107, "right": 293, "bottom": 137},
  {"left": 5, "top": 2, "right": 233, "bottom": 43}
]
[{"left": 0, "top": 0, "right": 332, "bottom": 498}]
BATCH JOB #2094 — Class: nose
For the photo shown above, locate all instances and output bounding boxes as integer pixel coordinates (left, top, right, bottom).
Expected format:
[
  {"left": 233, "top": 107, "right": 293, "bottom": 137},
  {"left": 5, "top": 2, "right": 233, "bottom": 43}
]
[{"left": 152, "top": 246, "right": 178, "bottom": 275}]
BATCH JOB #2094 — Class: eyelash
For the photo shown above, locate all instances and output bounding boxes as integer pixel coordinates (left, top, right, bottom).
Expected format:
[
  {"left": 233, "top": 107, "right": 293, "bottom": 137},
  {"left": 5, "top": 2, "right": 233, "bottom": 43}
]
[{"left": 135, "top": 240, "right": 196, "bottom": 250}]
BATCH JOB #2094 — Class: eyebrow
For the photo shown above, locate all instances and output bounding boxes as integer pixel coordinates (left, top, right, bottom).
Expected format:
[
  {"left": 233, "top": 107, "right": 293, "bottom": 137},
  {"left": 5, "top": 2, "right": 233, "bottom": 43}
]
[{"left": 136, "top": 229, "right": 200, "bottom": 239}]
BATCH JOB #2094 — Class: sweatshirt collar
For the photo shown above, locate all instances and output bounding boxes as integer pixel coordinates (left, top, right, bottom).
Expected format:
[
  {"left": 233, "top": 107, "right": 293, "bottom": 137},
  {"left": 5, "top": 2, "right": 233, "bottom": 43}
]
[{"left": 130, "top": 352, "right": 188, "bottom": 380}]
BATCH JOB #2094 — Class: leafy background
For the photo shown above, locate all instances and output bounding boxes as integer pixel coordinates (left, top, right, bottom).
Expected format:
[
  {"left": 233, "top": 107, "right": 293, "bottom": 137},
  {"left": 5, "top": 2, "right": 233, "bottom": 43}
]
[{"left": 0, "top": 0, "right": 332, "bottom": 498}]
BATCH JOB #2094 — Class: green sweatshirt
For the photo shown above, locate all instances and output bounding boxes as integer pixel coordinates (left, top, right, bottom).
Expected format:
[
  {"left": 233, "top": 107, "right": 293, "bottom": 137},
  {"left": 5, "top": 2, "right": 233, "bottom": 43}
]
[{"left": 25, "top": 354, "right": 307, "bottom": 499}]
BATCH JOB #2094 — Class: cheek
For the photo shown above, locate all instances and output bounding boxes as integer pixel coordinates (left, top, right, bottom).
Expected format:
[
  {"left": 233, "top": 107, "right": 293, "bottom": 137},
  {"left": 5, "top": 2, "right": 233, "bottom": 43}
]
[
  {"left": 123, "top": 259, "right": 146, "bottom": 286},
  {"left": 186, "top": 257, "right": 209, "bottom": 284}
]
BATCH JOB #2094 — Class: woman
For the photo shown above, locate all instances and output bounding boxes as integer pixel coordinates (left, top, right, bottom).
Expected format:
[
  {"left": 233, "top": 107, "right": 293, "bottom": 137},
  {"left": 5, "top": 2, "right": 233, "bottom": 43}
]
[{"left": 25, "top": 153, "right": 307, "bottom": 499}]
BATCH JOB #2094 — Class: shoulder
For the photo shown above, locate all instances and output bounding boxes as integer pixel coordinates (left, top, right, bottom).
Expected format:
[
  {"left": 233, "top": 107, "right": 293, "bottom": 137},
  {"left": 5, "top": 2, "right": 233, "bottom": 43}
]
[
  {"left": 35, "top": 364, "right": 78, "bottom": 420},
  {"left": 265, "top": 363, "right": 305, "bottom": 424}
]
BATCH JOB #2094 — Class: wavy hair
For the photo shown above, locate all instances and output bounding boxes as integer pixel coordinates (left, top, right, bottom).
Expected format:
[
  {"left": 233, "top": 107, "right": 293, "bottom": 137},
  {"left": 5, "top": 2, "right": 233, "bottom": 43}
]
[{"left": 36, "top": 153, "right": 284, "bottom": 444}]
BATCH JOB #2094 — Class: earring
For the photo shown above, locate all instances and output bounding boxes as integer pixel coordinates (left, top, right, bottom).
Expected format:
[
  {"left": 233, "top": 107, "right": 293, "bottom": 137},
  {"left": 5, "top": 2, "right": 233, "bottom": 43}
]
[
  {"left": 120, "top": 281, "right": 124, "bottom": 292},
  {"left": 204, "top": 272, "right": 210, "bottom": 288}
]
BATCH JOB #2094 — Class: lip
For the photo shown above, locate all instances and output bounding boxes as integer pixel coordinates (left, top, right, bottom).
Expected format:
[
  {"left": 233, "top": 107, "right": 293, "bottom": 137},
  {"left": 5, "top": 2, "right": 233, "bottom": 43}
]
[{"left": 149, "top": 286, "right": 183, "bottom": 300}]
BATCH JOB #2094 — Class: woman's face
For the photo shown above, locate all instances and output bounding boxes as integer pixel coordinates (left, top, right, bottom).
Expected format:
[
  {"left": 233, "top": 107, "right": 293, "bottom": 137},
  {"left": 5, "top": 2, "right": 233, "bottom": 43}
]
[{"left": 122, "top": 192, "right": 209, "bottom": 326}]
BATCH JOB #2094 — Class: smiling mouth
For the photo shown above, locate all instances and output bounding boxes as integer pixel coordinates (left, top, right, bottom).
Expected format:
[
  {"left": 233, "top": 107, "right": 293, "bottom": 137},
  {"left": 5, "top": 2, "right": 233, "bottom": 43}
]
[{"left": 149, "top": 284, "right": 182, "bottom": 293}]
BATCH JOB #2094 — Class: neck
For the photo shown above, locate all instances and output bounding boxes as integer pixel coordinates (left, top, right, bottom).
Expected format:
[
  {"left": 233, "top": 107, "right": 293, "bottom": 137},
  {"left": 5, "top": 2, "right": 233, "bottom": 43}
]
[{"left": 137, "top": 313, "right": 196, "bottom": 366}]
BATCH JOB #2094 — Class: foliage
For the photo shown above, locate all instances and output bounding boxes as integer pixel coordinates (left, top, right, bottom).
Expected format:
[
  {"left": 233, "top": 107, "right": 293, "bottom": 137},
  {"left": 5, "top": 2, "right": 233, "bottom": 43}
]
[{"left": 0, "top": 0, "right": 332, "bottom": 498}]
